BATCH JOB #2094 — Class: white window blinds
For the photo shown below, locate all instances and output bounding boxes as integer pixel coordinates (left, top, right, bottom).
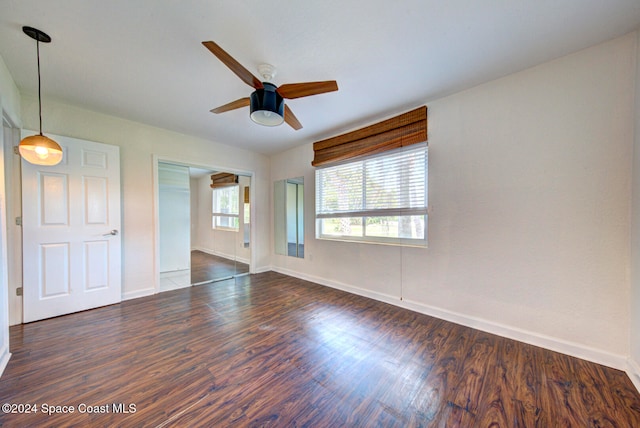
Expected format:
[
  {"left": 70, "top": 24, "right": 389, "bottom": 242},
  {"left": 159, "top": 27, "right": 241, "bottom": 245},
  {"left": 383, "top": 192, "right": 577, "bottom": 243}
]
[{"left": 315, "top": 144, "right": 427, "bottom": 245}]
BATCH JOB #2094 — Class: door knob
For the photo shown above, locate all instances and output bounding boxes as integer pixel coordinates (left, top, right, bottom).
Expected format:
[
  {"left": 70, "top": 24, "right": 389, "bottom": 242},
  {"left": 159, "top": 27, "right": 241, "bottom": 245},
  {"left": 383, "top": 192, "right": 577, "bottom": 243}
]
[{"left": 103, "top": 229, "right": 119, "bottom": 236}]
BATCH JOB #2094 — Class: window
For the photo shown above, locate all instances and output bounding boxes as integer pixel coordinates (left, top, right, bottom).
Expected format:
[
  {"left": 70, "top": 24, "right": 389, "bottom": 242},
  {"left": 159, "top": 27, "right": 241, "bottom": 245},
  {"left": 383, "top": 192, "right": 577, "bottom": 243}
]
[
  {"left": 243, "top": 187, "right": 251, "bottom": 225},
  {"left": 315, "top": 144, "right": 427, "bottom": 246},
  {"left": 244, "top": 202, "right": 250, "bottom": 224},
  {"left": 212, "top": 185, "right": 239, "bottom": 230}
]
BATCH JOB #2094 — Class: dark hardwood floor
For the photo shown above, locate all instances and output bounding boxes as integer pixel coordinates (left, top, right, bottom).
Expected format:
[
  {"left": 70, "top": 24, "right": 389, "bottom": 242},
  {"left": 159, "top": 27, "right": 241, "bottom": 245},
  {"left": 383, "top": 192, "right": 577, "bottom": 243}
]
[
  {"left": 1, "top": 271, "right": 639, "bottom": 427},
  {"left": 191, "top": 250, "right": 249, "bottom": 284}
]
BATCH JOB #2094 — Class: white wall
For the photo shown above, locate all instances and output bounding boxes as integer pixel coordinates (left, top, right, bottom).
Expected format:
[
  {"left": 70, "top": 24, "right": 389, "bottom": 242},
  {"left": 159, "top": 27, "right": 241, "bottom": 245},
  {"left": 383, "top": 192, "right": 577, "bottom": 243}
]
[
  {"left": 191, "top": 176, "right": 208, "bottom": 251},
  {"left": 631, "top": 30, "right": 640, "bottom": 389},
  {"left": 0, "top": 56, "right": 21, "bottom": 127},
  {"left": 17, "top": 95, "right": 270, "bottom": 308},
  {"left": 271, "top": 32, "right": 637, "bottom": 369}
]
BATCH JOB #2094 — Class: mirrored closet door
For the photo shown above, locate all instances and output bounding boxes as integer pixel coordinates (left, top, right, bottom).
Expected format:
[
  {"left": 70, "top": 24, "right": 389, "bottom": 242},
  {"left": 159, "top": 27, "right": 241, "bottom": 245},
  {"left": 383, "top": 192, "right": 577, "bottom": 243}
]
[
  {"left": 274, "top": 177, "right": 304, "bottom": 258},
  {"left": 158, "top": 161, "right": 251, "bottom": 291},
  {"left": 191, "top": 171, "right": 250, "bottom": 284}
]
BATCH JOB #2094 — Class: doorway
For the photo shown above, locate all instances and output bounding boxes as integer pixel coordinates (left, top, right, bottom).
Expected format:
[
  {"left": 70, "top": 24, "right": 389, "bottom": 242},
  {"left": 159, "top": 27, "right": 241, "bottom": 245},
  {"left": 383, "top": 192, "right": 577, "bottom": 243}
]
[{"left": 156, "top": 160, "right": 252, "bottom": 291}]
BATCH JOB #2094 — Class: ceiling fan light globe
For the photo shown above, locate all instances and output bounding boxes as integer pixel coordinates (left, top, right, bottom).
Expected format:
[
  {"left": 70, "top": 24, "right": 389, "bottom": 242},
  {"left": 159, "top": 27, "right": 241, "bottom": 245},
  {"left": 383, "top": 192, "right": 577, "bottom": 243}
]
[
  {"left": 19, "top": 134, "right": 63, "bottom": 166},
  {"left": 251, "top": 110, "right": 284, "bottom": 126},
  {"left": 250, "top": 82, "right": 284, "bottom": 127}
]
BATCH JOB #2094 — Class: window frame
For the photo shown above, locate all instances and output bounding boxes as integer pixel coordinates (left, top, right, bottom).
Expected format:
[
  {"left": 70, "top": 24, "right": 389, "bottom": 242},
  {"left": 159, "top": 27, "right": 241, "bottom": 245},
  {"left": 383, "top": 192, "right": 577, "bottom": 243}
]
[
  {"left": 315, "top": 144, "right": 428, "bottom": 247},
  {"left": 212, "top": 184, "right": 240, "bottom": 231}
]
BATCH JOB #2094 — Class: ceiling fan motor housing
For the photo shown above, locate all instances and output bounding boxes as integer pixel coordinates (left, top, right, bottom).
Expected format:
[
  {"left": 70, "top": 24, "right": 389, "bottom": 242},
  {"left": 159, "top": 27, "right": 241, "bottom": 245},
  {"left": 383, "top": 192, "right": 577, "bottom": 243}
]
[{"left": 250, "top": 82, "right": 284, "bottom": 126}]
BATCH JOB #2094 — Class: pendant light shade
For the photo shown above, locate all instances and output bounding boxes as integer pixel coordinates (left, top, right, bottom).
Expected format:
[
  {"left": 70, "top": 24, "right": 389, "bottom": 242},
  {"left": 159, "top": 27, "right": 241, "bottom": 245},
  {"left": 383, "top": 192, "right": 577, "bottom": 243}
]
[
  {"left": 18, "top": 134, "right": 63, "bottom": 165},
  {"left": 250, "top": 82, "right": 284, "bottom": 126},
  {"left": 19, "top": 26, "right": 63, "bottom": 166}
]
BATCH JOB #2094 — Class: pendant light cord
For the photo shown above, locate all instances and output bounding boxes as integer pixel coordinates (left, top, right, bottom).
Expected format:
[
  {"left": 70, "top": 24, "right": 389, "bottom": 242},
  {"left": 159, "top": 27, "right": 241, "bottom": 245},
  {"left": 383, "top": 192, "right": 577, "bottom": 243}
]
[{"left": 36, "top": 38, "right": 43, "bottom": 136}]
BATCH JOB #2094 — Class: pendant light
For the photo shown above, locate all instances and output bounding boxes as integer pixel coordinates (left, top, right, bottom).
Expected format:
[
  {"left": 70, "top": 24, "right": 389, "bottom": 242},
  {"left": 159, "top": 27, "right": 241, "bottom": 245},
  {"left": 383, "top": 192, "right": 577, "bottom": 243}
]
[{"left": 18, "top": 26, "right": 63, "bottom": 166}]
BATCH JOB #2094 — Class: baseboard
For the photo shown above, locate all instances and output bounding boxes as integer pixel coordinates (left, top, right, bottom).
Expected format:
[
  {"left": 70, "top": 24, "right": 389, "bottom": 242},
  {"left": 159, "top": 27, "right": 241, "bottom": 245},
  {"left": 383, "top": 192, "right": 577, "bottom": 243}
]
[
  {"left": 627, "top": 358, "right": 640, "bottom": 393},
  {"left": 192, "top": 246, "right": 216, "bottom": 257},
  {"left": 122, "top": 287, "right": 156, "bottom": 301},
  {"left": 0, "top": 346, "right": 10, "bottom": 378},
  {"left": 400, "top": 298, "right": 628, "bottom": 371},
  {"left": 254, "top": 265, "right": 273, "bottom": 274},
  {"left": 271, "top": 267, "right": 402, "bottom": 309},
  {"left": 159, "top": 269, "right": 189, "bottom": 278},
  {"left": 235, "top": 256, "right": 250, "bottom": 265},
  {"left": 270, "top": 267, "right": 629, "bottom": 373},
  {"left": 192, "top": 246, "right": 248, "bottom": 264}
]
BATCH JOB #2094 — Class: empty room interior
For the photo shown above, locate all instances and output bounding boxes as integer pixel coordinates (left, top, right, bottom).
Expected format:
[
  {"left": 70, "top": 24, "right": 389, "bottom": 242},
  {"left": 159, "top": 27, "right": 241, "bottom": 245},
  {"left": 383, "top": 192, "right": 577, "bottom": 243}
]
[{"left": 2, "top": 1, "right": 640, "bottom": 426}]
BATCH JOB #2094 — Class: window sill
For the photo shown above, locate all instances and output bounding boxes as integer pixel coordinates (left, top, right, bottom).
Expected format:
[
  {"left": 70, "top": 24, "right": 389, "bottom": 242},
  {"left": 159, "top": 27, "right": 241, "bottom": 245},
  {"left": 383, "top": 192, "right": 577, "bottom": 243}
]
[
  {"left": 212, "top": 227, "right": 239, "bottom": 232},
  {"left": 316, "top": 235, "right": 427, "bottom": 248}
]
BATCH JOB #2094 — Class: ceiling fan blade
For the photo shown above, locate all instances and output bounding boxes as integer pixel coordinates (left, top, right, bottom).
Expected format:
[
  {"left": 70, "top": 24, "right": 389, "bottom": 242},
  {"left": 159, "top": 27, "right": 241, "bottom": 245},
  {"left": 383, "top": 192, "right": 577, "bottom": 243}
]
[
  {"left": 202, "top": 41, "right": 263, "bottom": 90},
  {"left": 277, "top": 81, "right": 338, "bottom": 99},
  {"left": 210, "top": 97, "right": 250, "bottom": 114},
  {"left": 284, "top": 105, "right": 303, "bottom": 130}
]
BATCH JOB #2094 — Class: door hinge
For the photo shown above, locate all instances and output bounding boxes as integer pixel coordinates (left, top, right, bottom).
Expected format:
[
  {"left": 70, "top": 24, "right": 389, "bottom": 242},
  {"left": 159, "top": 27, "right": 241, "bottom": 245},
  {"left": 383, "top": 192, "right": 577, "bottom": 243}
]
[
  {"left": 15, "top": 216, "right": 22, "bottom": 226},
  {"left": 16, "top": 287, "right": 23, "bottom": 296},
  {"left": 13, "top": 146, "right": 19, "bottom": 155}
]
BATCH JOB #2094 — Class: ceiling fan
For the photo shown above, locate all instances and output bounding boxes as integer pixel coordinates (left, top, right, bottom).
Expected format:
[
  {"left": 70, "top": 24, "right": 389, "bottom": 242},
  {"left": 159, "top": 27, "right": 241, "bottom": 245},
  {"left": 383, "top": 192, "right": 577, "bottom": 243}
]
[{"left": 202, "top": 41, "right": 338, "bottom": 130}]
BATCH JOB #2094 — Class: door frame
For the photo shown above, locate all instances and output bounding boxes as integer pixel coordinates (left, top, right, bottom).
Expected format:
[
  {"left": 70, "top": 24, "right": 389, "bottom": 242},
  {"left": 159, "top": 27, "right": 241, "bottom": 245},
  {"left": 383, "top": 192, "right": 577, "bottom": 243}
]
[
  {"left": 1, "top": 113, "right": 15, "bottom": 375},
  {"left": 2, "top": 115, "right": 22, "bottom": 326},
  {"left": 151, "top": 155, "right": 255, "bottom": 292}
]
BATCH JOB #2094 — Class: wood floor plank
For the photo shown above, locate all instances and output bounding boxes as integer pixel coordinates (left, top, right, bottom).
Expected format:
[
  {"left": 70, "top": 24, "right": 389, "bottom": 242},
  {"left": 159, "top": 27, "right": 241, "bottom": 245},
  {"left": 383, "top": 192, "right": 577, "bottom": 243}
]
[
  {"left": 1, "top": 271, "right": 639, "bottom": 427},
  {"left": 191, "top": 250, "right": 249, "bottom": 284}
]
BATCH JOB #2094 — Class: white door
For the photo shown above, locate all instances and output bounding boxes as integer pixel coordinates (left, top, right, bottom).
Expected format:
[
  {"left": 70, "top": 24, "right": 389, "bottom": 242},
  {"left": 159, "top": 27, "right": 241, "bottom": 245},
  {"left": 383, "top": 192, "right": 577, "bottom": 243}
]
[{"left": 21, "top": 132, "right": 121, "bottom": 323}]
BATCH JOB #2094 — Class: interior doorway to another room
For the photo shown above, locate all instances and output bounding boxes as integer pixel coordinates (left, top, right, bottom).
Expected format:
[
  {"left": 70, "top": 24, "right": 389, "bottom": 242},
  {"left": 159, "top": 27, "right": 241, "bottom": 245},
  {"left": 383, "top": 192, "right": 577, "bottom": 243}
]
[{"left": 157, "top": 161, "right": 252, "bottom": 291}]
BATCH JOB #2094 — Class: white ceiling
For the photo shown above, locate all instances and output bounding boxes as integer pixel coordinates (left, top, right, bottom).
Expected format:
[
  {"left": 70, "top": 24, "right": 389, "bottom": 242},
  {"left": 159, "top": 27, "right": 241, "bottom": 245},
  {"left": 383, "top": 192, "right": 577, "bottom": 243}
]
[{"left": 1, "top": 1, "right": 639, "bottom": 155}]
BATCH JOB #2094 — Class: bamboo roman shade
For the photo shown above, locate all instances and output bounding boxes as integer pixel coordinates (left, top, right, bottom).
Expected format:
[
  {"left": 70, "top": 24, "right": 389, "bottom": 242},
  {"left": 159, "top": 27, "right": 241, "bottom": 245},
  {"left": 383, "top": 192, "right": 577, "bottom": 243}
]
[
  {"left": 311, "top": 106, "right": 427, "bottom": 167},
  {"left": 210, "top": 173, "right": 239, "bottom": 188}
]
